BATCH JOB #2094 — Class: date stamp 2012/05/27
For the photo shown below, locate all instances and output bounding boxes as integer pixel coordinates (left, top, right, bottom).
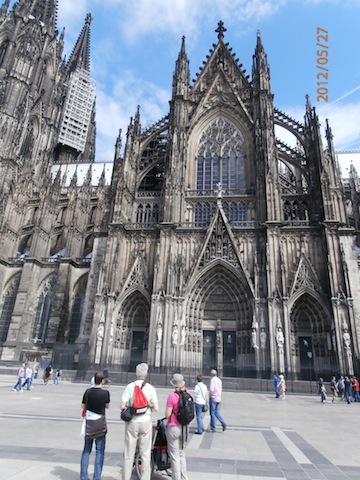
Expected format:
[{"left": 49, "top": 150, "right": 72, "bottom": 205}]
[{"left": 316, "top": 28, "right": 328, "bottom": 102}]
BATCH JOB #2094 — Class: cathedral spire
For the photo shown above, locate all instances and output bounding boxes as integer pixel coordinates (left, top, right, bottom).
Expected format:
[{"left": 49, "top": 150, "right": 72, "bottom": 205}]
[
  {"left": 252, "top": 30, "right": 270, "bottom": 92},
  {"left": 67, "top": 12, "right": 92, "bottom": 75},
  {"left": 172, "top": 35, "right": 189, "bottom": 98},
  {"left": 325, "top": 118, "right": 334, "bottom": 155},
  {"left": 0, "top": 0, "right": 10, "bottom": 20}
]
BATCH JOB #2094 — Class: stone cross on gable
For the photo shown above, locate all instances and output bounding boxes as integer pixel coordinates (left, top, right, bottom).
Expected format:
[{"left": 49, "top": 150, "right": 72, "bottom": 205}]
[{"left": 215, "top": 21, "right": 226, "bottom": 40}]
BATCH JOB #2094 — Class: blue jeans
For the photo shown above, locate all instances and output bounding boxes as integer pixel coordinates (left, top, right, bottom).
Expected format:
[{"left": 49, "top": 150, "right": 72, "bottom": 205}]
[
  {"left": 23, "top": 378, "right": 32, "bottom": 390},
  {"left": 195, "top": 403, "right": 205, "bottom": 433},
  {"left": 80, "top": 435, "right": 106, "bottom": 480},
  {"left": 209, "top": 398, "right": 225, "bottom": 431},
  {"left": 13, "top": 378, "right": 23, "bottom": 390}
]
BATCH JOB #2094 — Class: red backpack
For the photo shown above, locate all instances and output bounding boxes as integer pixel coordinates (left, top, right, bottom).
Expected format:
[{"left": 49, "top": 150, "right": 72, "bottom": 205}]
[{"left": 132, "top": 381, "right": 149, "bottom": 415}]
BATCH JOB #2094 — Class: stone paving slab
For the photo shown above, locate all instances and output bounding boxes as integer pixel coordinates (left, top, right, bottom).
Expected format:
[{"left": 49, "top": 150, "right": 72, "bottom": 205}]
[{"left": 0, "top": 375, "right": 360, "bottom": 479}]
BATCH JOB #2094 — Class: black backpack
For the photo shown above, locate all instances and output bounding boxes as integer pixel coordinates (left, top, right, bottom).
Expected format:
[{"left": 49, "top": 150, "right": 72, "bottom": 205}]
[{"left": 176, "top": 390, "right": 195, "bottom": 425}]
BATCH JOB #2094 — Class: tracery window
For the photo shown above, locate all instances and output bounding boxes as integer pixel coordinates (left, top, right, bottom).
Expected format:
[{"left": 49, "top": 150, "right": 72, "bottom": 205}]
[
  {"left": 136, "top": 203, "right": 160, "bottom": 224},
  {"left": 32, "top": 276, "right": 56, "bottom": 343},
  {"left": 0, "top": 275, "right": 20, "bottom": 343},
  {"left": 196, "top": 117, "right": 245, "bottom": 192},
  {"left": 68, "top": 276, "right": 87, "bottom": 344}
]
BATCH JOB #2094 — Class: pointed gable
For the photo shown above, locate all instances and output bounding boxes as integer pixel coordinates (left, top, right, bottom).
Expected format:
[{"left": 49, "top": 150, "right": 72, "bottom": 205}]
[
  {"left": 189, "top": 21, "right": 252, "bottom": 116},
  {"left": 290, "top": 252, "right": 323, "bottom": 296},
  {"left": 123, "top": 255, "right": 150, "bottom": 293}
]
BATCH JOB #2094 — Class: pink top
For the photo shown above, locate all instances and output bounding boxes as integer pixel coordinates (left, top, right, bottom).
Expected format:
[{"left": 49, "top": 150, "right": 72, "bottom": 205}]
[
  {"left": 166, "top": 390, "right": 188, "bottom": 426},
  {"left": 209, "top": 376, "right": 222, "bottom": 402}
]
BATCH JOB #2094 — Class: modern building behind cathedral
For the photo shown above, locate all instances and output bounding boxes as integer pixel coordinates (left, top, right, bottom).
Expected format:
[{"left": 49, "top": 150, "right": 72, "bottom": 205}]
[{"left": 1, "top": 0, "right": 360, "bottom": 381}]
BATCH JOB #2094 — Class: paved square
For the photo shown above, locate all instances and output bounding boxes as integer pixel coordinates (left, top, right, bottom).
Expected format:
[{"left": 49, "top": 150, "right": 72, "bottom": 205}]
[{"left": 0, "top": 374, "right": 359, "bottom": 479}]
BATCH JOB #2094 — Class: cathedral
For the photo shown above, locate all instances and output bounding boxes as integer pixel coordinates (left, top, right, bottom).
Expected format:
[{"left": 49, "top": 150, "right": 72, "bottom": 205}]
[{"left": 1, "top": 0, "right": 360, "bottom": 381}]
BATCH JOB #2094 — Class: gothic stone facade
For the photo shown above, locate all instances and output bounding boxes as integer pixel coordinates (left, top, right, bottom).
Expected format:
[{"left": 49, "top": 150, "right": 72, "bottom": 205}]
[{"left": 1, "top": 3, "right": 360, "bottom": 380}]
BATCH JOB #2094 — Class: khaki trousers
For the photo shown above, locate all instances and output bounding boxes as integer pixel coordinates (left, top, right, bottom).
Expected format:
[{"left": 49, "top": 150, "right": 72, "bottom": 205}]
[{"left": 121, "top": 417, "right": 152, "bottom": 480}]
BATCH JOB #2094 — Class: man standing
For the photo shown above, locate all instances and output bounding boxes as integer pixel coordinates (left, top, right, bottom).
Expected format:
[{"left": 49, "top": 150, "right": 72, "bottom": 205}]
[
  {"left": 208, "top": 369, "right": 226, "bottom": 432},
  {"left": 80, "top": 371, "right": 110, "bottom": 480},
  {"left": 120, "top": 363, "right": 159, "bottom": 480},
  {"left": 273, "top": 374, "right": 280, "bottom": 398},
  {"left": 13, "top": 363, "right": 25, "bottom": 392}
]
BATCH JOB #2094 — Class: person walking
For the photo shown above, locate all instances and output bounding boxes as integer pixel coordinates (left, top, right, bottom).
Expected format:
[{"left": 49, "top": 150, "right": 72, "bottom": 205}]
[
  {"left": 53, "top": 368, "right": 62, "bottom": 385},
  {"left": 207, "top": 369, "right": 226, "bottom": 432},
  {"left": 22, "top": 364, "right": 33, "bottom": 390},
  {"left": 330, "top": 376, "right": 338, "bottom": 403},
  {"left": 120, "top": 363, "right": 158, "bottom": 480},
  {"left": 193, "top": 374, "right": 208, "bottom": 434},
  {"left": 103, "top": 367, "right": 109, "bottom": 385},
  {"left": 12, "top": 363, "right": 25, "bottom": 392},
  {"left": 80, "top": 371, "right": 110, "bottom": 480},
  {"left": 318, "top": 377, "right": 327, "bottom": 403},
  {"left": 43, "top": 364, "right": 52, "bottom": 385},
  {"left": 344, "top": 376, "right": 352, "bottom": 404},
  {"left": 278, "top": 374, "right": 286, "bottom": 399},
  {"left": 337, "top": 375, "right": 345, "bottom": 400},
  {"left": 273, "top": 374, "right": 280, "bottom": 398},
  {"left": 165, "top": 373, "right": 190, "bottom": 480},
  {"left": 351, "top": 376, "right": 360, "bottom": 402}
]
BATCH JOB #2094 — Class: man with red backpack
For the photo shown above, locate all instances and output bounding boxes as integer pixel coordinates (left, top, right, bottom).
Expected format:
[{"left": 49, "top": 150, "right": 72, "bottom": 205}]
[{"left": 120, "top": 363, "right": 158, "bottom": 480}]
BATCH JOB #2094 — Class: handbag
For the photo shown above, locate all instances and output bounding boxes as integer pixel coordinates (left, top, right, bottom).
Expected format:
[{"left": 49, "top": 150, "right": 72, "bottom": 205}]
[
  {"left": 121, "top": 406, "right": 133, "bottom": 422},
  {"left": 85, "top": 414, "right": 107, "bottom": 439}
]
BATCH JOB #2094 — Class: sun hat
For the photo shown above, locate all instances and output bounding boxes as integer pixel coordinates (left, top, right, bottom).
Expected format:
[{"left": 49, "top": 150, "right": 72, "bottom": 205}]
[{"left": 170, "top": 373, "right": 185, "bottom": 388}]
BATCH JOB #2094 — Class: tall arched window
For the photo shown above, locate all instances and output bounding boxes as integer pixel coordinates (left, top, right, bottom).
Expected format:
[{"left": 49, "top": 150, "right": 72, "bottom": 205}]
[
  {"left": 68, "top": 276, "right": 88, "bottom": 344},
  {"left": 196, "top": 117, "right": 245, "bottom": 192},
  {"left": 0, "top": 275, "right": 20, "bottom": 343},
  {"left": 32, "top": 276, "right": 56, "bottom": 343}
]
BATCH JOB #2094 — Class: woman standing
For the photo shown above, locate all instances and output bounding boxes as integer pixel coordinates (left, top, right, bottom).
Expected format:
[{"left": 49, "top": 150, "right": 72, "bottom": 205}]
[
  {"left": 193, "top": 374, "right": 208, "bottom": 435},
  {"left": 278, "top": 374, "right": 286, "bottom": 399},
  {"left": 165, "top": 373, "right": 189, "bottom": 480},
  {"left": 318, "top": 377, "right": 327, "bottom": 403}
]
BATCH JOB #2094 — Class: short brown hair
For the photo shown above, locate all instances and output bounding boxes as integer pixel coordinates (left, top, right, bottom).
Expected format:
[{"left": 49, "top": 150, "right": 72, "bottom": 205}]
[
  {"left": 197, "top": 374, "right": 203, "bottom": 382},
  {"left": 94, "top": 371, "right": 105, "bottom": 385}
]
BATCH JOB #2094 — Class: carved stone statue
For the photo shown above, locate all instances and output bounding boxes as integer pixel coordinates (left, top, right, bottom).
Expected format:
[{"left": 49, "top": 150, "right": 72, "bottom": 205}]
[
  {"left": 343, "top": 329, "right": 351, "bottom": 351},
  {"left": 260, "top": 329, "right": 266, "bottom": 349},
  {"left": 180, "top": 325, "right": 186, "bottom": 346},
  {"left": 171, "top": 324, "right": 178, "bottom": 347},
  {"left": 251, "top": 328, "right": 258, "bottom": 349},
  {"left": 156, "top": 323, "right": 162, "bottom": 344},
  {"left": 276, "top": 328, "right": 284, "bottom": 351}
]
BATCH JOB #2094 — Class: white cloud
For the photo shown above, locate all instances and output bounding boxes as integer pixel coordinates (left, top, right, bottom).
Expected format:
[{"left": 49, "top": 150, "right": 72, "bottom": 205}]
[
  {"left": 275, "top": 101, "right": 360, "bottom": 153},
  {"left": 95, "top": 74, "right": 170, "bottom": 161},
  {"left": 317, "top": 101, "right": 360, "bottom": 151},
  {"left": 116, "top": 0, "right": 288, "bottom": 43},
  {"left": 57, "top": 0, "right": 88, "bottom": 29}
]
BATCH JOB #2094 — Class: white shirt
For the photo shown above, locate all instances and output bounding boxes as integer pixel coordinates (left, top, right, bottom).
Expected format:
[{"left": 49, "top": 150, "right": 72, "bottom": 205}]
[{"left": 194, "top": 382, "right": 208, "bottom": 405}]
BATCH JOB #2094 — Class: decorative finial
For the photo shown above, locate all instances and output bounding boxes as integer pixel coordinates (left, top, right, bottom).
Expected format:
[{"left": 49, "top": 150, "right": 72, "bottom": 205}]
[{"left": 215, "top": 20, "right": 226, "bottom": 40}]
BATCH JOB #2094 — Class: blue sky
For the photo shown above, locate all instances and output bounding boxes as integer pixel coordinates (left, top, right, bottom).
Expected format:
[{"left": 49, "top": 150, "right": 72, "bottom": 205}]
[{"left": 9, "top": 1, "right": 360, "bottom": 162}]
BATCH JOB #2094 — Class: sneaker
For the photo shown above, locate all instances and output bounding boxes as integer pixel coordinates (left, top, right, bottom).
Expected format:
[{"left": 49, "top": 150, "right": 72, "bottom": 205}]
[
  {"left": 222, "top": 423, "right": 227, "bottom": 431},
  {"left": 12, "top": 388, "right": 16, "bottom": 391},
  {"left": 206, "top": 428, "right": 215, "bottom": 433},
  {"left": 194, "top": 431, "right": 203, "bottom": 435}
]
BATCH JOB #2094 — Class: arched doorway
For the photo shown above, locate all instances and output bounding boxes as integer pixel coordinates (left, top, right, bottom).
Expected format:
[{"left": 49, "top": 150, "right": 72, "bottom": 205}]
[
  {"left": 291, "top": 293, "right": 335, "bottom": 380},
  {"left": 187, "top": 262, "right": 253, "bottom": 377},
  {"left": 118, "top": 290, "right": 150, "bottom": 372}
]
